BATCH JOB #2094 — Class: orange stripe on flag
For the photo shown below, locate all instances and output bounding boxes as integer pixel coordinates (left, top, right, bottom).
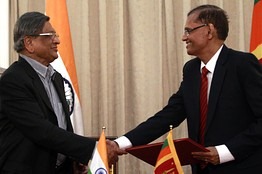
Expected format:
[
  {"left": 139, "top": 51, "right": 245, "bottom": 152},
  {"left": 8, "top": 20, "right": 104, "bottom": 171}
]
[
  {"left": 46, "top": 0, "right": 79, "bottom": 97},
  {"left": 157, "top": 146, "right": 172, "bottom": 159},
  {"left": 46, "top": 0, "right": 84, "bottom": 135},
  {"left": 250, "top": 0, "right": 262, "bottom": 60},
  {"left": 97, "top": 130, "right": 109, "bottom": 172}
]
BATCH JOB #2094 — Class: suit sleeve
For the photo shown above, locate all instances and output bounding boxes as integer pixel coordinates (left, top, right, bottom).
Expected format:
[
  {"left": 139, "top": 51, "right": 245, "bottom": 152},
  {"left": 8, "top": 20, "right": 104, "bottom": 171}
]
[
  {"left": 0, "top": 70, "right": 95, "bottom": 164},
  {"left": 124, "top": 86, "right": 187, "bottom": 146},
  {"left": 225, "top": 53, "right": 262, "bottom": 160}
]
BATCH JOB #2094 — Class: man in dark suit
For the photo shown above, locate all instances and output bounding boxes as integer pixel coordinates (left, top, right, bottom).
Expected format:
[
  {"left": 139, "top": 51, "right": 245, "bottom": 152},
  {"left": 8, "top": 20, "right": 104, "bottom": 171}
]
[
  {"left": 110, "top": 4, "right": 262, "bottom": 174},
  {"left": 0, "top": 12, "right": 119, "bottom": 174},
  {"left": 0, "top": 67, "right": 5, "bottom": 76}
]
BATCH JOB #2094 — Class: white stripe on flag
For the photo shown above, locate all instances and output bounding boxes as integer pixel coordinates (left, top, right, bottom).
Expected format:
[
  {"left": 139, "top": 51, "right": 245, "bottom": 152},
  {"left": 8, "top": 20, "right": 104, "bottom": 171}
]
[
  {"left": 88, "top": 146, "right": 108, "bottom": 174},
  {"left": 51, "top": 54, "right": 84, "bottom": 135}
]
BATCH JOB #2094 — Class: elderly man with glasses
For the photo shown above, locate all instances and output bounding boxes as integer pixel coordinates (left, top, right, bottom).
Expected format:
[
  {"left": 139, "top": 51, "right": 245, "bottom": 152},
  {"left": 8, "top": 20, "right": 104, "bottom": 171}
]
[{"left": 0, "top": 12, "right": 122, "bottom": 174}]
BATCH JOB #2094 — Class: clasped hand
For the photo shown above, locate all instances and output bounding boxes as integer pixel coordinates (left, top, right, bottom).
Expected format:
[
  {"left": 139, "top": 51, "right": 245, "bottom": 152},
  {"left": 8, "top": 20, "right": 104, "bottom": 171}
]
[{"left": 106, "top": 140, "right": 127, "bottom": 166}]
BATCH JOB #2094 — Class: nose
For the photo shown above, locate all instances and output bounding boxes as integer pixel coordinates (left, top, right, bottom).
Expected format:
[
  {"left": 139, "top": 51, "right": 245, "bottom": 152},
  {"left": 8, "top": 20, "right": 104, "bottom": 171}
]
[
  {"left": 53, "top": 36, "right": 60, "bottom": 44},
  {"left": 182, "top": 34, "right": 187, "bottom": 42}
]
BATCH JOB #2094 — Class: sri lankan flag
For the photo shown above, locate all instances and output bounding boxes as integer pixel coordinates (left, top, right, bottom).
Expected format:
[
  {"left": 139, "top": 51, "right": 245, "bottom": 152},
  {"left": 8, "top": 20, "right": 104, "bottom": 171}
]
[
  {"left": 250, "top": 0, "right": 262, "bottom": 63},
  {"left": 154, "top": 130, "right": 184, "bottom": 174}
]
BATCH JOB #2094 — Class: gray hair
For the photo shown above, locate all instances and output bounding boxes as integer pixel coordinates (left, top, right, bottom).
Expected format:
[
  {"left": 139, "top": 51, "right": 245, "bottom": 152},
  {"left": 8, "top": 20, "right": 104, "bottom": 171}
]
[{"left": 13, "top": 12, "right": 50, "bottom": 53}]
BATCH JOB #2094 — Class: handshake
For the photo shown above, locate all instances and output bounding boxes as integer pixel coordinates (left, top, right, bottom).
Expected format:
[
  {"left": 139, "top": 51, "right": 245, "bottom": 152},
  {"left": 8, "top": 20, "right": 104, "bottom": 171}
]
[{"left": 106, "top": 140, "right": 127, "bottom": 166}]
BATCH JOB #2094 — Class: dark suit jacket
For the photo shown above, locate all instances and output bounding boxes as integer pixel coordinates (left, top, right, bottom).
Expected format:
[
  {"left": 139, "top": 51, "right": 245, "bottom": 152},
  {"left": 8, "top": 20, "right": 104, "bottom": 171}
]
[
  {"left": 124, "top": 45, "right": 262, "bottom": 174},
  {"left": 0, "top": 57, "right": 96, "bottom": 174}
]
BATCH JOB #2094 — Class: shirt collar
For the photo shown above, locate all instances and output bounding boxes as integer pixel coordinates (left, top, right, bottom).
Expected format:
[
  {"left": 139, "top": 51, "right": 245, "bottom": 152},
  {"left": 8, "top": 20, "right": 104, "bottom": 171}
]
[
  {"left": 200, "top": 45, "right": 224, "bottom": 73},
  {"left": 20, "top": 54, "right": 55, "bottom": 79}
]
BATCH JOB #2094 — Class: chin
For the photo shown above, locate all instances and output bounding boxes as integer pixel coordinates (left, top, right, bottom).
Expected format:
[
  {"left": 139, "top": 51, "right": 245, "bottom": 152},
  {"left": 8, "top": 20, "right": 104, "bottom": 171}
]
[
  {"left": 186, "top": 49, "right": 197, "bottom": 56},
  {"left": 53, "top": 54, "right": 59, "bottom": 59},
  {"left": 187, "top": 50, "right": 194, "bottom": 56},
  {"left": 50, "top": 56, "right": 58, "bottom": 63}
]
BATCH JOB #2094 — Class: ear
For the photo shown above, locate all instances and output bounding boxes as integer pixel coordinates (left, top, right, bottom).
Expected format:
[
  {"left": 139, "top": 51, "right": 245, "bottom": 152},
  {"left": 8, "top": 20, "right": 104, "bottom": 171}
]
[
  {"left": 23, "top": 36, "right": 34, "bottom": 53},
  {"left": 207, "top": 23, "right": 216, "bottom": 39}
]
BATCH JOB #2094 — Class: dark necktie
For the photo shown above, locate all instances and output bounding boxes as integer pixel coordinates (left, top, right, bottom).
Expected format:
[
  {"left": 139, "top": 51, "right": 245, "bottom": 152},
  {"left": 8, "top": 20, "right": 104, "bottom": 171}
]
[{"left": 199, "top": 66, "right": 209, "bottom": 145}]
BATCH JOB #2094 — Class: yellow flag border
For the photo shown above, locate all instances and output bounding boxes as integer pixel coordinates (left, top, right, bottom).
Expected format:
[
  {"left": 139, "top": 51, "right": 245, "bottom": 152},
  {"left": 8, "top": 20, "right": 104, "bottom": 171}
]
[{"left": 167, "top": 130, "right": 184, "bottom": 174}]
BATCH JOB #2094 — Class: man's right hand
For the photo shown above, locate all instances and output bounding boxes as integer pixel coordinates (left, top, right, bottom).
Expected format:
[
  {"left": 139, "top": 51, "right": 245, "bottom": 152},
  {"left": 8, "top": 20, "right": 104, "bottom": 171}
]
[{"left": 106, "top": 140, "right": 127, "bottom": 166}]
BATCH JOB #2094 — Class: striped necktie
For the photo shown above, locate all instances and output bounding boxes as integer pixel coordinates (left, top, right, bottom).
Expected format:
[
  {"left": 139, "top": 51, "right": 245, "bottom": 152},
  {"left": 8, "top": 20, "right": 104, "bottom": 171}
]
[{"left": 199, "top": 66, "right": 209, "bottom": 145}]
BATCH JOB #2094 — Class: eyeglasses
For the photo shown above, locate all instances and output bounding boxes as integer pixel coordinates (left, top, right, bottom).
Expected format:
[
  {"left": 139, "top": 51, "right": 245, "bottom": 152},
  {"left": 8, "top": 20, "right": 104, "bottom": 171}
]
[
  {"left": 29, "top": 32, "right": 59, "bottom": 40},
  {"left": 184, "top": 24, "right": 207, "bottom": 36}
]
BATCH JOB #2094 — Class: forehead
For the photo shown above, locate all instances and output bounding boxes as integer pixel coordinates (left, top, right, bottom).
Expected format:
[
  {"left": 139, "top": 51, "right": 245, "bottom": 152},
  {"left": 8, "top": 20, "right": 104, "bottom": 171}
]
[
  {"left": 42, "top": 21, "right": 55, "bottom": 32},
  {"left": 185, "top": 12, "right": 201, "bottom": 26}
]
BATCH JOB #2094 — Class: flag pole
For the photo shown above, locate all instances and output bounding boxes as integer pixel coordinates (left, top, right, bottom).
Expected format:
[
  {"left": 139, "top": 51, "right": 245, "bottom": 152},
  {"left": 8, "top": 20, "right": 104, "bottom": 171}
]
[{"left": 169, "top": 125, "right": 173, "bottom": 137}]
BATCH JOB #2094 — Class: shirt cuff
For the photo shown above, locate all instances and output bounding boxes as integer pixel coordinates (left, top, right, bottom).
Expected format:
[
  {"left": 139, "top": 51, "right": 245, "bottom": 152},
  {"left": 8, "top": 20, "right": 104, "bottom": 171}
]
[
  {"left": 114, "top": 136, "right": 133, "bottom": 149},
  {"left": 215, "top": 145, "right": 235, "bottom": 164}
]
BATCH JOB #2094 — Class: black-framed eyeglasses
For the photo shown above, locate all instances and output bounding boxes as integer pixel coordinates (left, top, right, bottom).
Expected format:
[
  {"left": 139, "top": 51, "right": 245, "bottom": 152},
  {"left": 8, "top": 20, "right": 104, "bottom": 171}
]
[
  {"left": 184, "top": 24, "right": 207, "bottom": 36},
  {"left": 29, "top": 32, "right": 59, "bottom": 40}
]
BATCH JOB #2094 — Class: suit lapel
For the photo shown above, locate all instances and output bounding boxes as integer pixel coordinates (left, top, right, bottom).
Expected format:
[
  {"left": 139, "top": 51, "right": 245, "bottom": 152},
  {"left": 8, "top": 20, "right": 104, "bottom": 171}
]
[
  {"left": 184, "top": 59, "right": 201, "bottom": 138},
  {"left": 19, "top": 58, "right": 73, "bottom": 131},
  {"left": 206, "top": 46, "right": 229, "bottom": 131},
  {"left": 193, "top": 62, "right": 202, "bottom": 137},
  {"left": 51, "top": 72, "right": 73, "bottom": 131},
  {"left": 51, "top": 72, "right": 70, "bottom": 116},
  {"left": 19, "top": 58, "right": 54, "bottom": 112}
]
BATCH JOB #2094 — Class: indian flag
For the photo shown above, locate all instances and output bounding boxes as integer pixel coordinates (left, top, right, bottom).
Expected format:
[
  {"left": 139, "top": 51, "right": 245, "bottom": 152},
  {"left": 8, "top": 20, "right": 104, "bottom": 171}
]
[
  {"left": 250, "top": 0, "right": 262, "bottom": 63},
  {"left": 154, "top": 130, "right": 184, "bottom": 174},
  {"left": 45, "top": 0, "right": 84, "bottom": 135},
  {"left": 88, "top": 129, "right": 109, "bottom": 174}
]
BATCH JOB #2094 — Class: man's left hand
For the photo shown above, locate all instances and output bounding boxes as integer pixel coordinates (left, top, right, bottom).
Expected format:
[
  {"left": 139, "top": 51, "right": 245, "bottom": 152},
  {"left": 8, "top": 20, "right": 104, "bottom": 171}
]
[{"left": 192, "top": 146, "right": 220, "bottom": 165}]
